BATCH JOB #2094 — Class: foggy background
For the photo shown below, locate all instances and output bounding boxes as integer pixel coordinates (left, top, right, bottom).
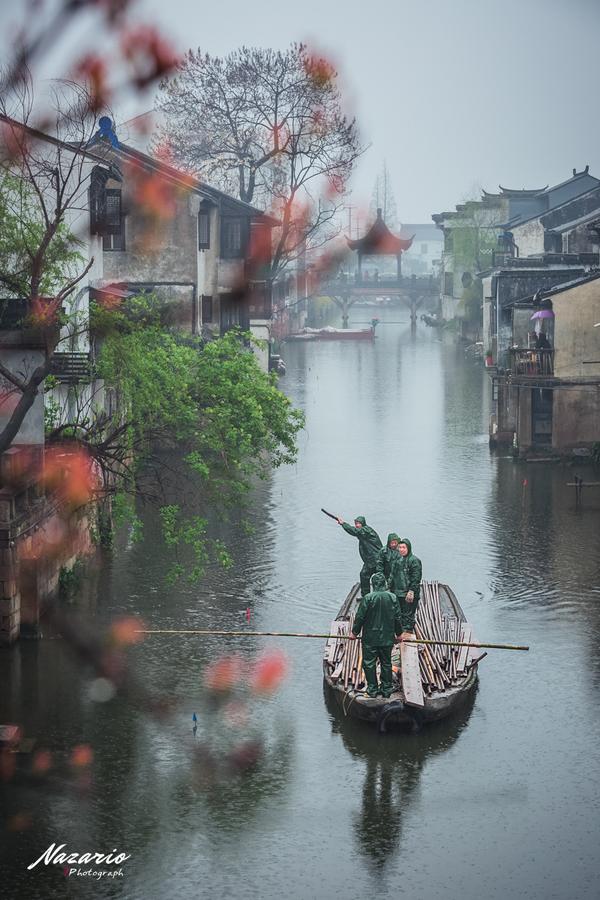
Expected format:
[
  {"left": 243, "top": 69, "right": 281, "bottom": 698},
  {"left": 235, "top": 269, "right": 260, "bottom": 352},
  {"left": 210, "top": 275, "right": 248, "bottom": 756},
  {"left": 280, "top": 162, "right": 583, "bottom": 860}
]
[{"left": 2, "top": 0, "right": 600, "bottom": 221}]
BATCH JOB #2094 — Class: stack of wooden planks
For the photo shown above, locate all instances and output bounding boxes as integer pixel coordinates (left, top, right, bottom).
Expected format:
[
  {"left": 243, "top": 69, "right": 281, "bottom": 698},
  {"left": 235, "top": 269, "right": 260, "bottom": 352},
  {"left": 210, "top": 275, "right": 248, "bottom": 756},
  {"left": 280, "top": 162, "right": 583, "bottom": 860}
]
[
  {"left": 324, "top": 581, "right": 478, "bottom": 698},
  {"left": 414, "top": 581, "right": 476, "bottom": 696},
  {"left": 323, "top": 615, "right": 366, "bottom": 691}
]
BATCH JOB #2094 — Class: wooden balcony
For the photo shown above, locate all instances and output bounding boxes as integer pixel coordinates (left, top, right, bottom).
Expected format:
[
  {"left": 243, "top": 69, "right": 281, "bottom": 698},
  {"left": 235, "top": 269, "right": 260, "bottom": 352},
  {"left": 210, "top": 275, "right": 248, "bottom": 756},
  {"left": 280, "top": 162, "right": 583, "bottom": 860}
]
[
  {"left": 49, "top": 352, "right": 94, "bottom": 382},
  {"left": 509, "top": 348, "right": 554, "bottom": 376}
]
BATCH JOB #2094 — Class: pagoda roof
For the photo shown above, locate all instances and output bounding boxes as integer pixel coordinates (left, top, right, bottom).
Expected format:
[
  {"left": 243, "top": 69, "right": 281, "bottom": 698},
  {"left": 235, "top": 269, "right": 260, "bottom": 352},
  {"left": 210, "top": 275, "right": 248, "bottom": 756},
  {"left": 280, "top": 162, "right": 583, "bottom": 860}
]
[{"left": 347, "top": 209, "right": 413, "bottom": 254}]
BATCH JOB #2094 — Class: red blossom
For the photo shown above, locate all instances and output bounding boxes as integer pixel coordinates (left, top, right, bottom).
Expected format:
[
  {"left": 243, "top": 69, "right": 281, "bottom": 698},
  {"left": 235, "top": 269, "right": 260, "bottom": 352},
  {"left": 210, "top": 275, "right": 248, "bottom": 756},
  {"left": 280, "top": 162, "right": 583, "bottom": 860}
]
[
  {"left": 121, "top": 26, "right": 180, "bottom": 89},
  {"left": 249, "top": 649, "right": 288, "bottom": 694},
  {"left": 42, "top": 445, "right": 97, "bottom": 507},
  {"left": 203, "top": 655, "right": 243, "bottom": 693},
  {"left": 32, "top": 749, "right": 53, "bottom": 774},
  {"left": 29, "top": 296, "right": 61, "bottom": 328},
  {"left": 96, "top": 287, "right": 123, "bottom": 311},
  {"left": 0, "top": 121, "right": 28, "bottom": 163},
  {"left": 246, "top": 225, "right": 272, "bottom": 272},
  {"left": 73, "top": 54, "right": 110, "bottom": 112},
  {"left": 70, "top": 744, "right": 94, "bottom": 767},
  {"left": 0, "top": 388, "right": 20, "bottom": 416},
  {"left": 126, "top": 162, "right": 178, "bottom": 221},
  {"left": 110, "top": 616, "right": 145, "bottom": 646},
  {"left": 302, "top": 52, "right": 336, "bottom": 89}
]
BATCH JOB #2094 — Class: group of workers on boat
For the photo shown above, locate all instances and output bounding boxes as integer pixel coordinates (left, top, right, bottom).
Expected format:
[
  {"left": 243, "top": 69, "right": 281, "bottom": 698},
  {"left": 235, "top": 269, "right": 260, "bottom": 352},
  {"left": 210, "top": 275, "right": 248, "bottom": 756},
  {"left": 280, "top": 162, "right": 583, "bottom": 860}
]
[{"left": 336, "top": 516, "right": 422, "bottom": 699}]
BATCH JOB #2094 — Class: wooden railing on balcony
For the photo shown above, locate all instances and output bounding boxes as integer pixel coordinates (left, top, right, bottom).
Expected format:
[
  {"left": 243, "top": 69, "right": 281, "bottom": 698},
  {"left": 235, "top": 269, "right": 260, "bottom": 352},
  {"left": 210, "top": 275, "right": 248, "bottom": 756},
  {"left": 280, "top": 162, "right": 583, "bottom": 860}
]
[
  {"left": 509, "top": 348, "right": 554, "bottom": 376},
  {"left": 50, "top": 352, "right": 93, "bottom": 382}
]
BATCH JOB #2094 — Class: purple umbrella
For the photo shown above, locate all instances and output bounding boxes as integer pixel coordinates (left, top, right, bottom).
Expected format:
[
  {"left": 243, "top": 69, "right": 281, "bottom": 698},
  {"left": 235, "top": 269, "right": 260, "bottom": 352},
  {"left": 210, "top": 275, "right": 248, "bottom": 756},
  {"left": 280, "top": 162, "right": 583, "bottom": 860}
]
[{"left": 530, "top": 309, "right": 555, "bottom": 320}]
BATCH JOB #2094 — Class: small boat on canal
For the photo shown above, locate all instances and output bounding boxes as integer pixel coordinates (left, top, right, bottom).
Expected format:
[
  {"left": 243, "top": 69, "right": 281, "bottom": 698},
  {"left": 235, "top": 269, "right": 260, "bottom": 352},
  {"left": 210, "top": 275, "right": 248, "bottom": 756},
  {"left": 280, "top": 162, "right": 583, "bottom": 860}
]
[
  {"left": 286, "top": 325, "right": 376, "bottom": 341},
  {"left": 323, "top": 580, "right": 483, "bottom": 732}
]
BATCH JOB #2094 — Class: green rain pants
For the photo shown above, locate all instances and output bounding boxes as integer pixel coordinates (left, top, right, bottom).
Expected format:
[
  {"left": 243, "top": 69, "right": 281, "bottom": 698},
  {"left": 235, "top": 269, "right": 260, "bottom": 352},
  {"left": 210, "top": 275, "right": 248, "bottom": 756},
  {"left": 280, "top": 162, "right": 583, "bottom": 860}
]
[
  {"left": 397, "top": 593, "right": 419, "bottom": 632},
  {"left": 362, "top": 643, "right": 394, "bottom": 697},
  {"left": 360, "top": 564, "right": 377, "bottom": 597}
]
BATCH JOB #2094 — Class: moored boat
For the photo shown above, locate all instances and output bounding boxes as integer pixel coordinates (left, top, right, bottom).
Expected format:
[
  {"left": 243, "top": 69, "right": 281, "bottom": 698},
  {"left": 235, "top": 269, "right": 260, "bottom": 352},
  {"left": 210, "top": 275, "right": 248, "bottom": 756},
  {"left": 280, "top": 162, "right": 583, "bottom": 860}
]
[
  {"left": 286, "top": 325, "right": 375, "bottom": 341},
  {"left": 323, "top": 580, "right": 483, "bottom": 732}
]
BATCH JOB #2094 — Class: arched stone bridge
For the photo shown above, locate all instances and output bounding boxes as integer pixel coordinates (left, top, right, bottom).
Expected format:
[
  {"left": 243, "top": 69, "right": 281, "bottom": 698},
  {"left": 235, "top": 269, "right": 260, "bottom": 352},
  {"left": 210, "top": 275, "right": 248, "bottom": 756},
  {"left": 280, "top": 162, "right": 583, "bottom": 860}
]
[{"left": 317, "top": 274, "right": 440, "bottom": 327}]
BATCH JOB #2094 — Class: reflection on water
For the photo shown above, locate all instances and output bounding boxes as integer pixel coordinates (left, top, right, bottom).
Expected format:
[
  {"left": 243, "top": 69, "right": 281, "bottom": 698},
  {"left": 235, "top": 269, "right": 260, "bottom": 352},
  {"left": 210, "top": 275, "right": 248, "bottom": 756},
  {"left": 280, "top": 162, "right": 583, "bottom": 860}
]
[
  {"left": 2, "top": 309, "right": 600, "bottom": 900},
  {"left": 324, "top": 685, "right": 477, "bottom": 874}
]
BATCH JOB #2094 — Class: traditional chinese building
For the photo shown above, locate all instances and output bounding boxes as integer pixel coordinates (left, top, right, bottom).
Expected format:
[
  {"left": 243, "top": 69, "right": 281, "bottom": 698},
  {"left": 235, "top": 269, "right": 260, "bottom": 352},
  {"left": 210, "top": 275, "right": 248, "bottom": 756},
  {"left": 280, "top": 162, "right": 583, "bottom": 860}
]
[{"left": 89, "top": 118, "right": 278, "bottom": 370}]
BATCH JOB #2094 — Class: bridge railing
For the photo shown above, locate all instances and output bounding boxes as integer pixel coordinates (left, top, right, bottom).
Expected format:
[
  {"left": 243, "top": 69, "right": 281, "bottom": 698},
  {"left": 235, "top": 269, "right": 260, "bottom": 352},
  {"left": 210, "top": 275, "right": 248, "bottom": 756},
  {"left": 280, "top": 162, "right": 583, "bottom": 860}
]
[{"left": 322, "top": 275, "right": 440, "bottom": 293}]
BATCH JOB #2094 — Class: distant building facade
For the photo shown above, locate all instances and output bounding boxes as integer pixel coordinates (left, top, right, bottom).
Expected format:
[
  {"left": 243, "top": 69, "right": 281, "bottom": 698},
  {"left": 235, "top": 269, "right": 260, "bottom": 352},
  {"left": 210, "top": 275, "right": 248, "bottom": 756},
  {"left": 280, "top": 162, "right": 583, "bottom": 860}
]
[
  {"left": 433, "top": 168, "right": 600, "bottom": 332},
  {"left": 398, "top": 224, "right": 443, "bottom": 277},
  {"left": 90, "top": 120, "right": 277, "bottom": 370},
  {"left": 488, "top": 271, "right": 600, "bottom": 456}
]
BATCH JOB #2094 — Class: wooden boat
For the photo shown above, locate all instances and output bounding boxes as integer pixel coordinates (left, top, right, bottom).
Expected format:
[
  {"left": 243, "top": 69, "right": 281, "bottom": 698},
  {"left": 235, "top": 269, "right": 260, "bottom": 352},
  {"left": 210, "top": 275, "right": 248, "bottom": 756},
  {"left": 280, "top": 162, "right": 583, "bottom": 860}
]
[
  {"left": 286, "top": 325, "right": 375, "bottom": 341},
  {"left": 284, "top": 332, "right": 318, "bottom": 341},
  {"left": 323, "top": 580, "right": 483, "bottom": 732}
]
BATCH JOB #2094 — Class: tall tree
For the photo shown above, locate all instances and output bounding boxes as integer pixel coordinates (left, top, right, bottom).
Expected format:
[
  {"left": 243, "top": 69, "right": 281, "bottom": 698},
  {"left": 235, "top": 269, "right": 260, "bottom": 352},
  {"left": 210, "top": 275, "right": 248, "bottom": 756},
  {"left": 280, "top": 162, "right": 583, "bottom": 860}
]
[
  {"left": 155, "top": 44, "right": 363, "bottom": 277},
  {"left": 0, "top": 78, "right": 101, "bottom": 455},
  {"left": 369, "top": 160, "right": 398, "bottom": 231}
]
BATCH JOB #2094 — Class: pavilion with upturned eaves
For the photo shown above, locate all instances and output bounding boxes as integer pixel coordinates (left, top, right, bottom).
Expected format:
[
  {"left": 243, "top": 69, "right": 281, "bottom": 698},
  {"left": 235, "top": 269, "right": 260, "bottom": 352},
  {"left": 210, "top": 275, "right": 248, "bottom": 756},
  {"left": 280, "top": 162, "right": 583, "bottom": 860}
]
[
  {"left": 347, "top": 208, "right": 414, "bottom": 281},
  {"left": 314, "top": 210, "right": 438, "bottom": 328}
]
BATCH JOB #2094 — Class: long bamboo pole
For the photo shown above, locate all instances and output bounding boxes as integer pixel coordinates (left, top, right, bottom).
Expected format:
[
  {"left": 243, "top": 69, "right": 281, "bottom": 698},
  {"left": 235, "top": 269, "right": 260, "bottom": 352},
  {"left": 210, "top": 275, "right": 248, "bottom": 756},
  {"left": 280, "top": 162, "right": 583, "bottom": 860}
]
[{"left": 134, "top": 629, "right": 529, "bottom": 651}]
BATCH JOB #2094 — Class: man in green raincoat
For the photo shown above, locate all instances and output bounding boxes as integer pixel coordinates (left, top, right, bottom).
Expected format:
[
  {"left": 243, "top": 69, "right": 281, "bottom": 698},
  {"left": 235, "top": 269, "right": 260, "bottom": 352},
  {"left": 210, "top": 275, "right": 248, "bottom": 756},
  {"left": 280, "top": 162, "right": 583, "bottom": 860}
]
[
  {"left": 337, "top": 515, "right": 383, "bottom": 597},
  {"left": 351, "top": 572, "right": 401, "bottom": 698},
  {"left": 375, "top": 533, "right": 401, "bottom": 582},
  {"left": 388, "top": 537, "right": 422, "bottom": 638}
]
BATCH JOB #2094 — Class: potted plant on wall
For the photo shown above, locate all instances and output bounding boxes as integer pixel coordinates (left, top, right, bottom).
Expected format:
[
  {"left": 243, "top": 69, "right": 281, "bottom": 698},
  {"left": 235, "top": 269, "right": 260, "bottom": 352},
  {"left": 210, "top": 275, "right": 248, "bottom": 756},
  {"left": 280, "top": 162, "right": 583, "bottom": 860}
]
[{"left": 485, "top": 348, "right": 493, "bottom": 367}]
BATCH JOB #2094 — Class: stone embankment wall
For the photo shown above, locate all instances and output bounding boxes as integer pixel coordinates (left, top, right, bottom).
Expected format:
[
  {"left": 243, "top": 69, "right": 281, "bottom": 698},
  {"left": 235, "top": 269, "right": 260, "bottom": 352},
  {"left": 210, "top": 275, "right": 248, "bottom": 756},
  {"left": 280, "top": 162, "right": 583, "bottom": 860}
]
[{"left": 0, "top": 469, "right": 95, "bottom": 644}]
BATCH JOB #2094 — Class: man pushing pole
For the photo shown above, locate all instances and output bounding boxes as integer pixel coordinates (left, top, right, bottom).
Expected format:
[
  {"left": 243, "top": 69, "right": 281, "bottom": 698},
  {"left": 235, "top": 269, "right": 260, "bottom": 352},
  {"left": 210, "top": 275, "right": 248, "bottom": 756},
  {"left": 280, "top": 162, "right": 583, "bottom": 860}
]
[{"left": 322, "top": 509, "right": 383, "bottom": 598}]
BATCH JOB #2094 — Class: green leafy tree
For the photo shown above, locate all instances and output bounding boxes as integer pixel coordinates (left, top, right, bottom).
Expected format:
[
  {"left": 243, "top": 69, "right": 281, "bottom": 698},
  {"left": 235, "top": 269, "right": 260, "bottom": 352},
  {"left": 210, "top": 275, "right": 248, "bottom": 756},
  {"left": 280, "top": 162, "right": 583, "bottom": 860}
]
[
  {"left": 0, "top": 173, "right": 84, "bottom": 300},
  {"left": 84, "top": 307, "right": 305, "bottom": 578},
  {"left": 1, "top": 83, "right": 305, "bottom": 581}
]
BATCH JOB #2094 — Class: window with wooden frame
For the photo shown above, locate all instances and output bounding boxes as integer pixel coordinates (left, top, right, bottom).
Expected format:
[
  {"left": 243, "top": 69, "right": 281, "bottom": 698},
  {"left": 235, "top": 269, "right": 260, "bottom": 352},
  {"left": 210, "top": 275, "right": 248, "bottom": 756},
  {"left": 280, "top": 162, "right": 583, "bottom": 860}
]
[
  {"left": 102, "top": 189, "right": 125, "bottom": 250},
  {"left": 89, "top": 166, "right": 110, "bottom": 235},
  {"left": 221, "top": 216, "right": 246, "bottom": 258},
  {"left": 198, "top": 210, "right": 210, "bottom": 250},
  {"left": 201, "top": 294, "right": 213, "bottom": 323}
]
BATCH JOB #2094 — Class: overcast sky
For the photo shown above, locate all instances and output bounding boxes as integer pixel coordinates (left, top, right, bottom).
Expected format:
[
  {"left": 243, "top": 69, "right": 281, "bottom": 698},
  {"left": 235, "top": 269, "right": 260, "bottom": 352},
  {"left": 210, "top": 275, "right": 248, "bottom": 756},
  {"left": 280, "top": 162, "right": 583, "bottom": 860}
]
[{"left": 3, "top": 0, "right": 600, "bottom": 222}]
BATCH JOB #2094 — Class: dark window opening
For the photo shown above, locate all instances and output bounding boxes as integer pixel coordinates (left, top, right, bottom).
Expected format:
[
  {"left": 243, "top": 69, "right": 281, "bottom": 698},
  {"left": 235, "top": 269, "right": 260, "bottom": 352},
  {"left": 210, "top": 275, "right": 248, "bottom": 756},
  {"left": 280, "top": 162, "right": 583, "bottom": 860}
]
[
  {"left": 201, "top": 294, "right": 213, "bottom": 323},
  {"left": 443, "top": 271, "right": 454, "bottom": 296},
  {"left": 198, "top": 211, "right": 210, "bottom": 250},
  {"left": 102, "top": 194, "right": 125, "bottom": 251},
  {"left": 532, "top": 388, "right": 553, "bottom": 445},
  {"left": 90, "top": 169, "right": 122, "bottom": 236},
  {"left": 220, "top": 293, "right": 249, "bottom": 333},
  {"left": 544, "top": 231, "right": 562, "bottom": 253},
  {"left": 221, "top": 217, "right": 246, "bottom": 258},
  {"left": 103, "top": 231, "right": 125, "bottom": 251}
]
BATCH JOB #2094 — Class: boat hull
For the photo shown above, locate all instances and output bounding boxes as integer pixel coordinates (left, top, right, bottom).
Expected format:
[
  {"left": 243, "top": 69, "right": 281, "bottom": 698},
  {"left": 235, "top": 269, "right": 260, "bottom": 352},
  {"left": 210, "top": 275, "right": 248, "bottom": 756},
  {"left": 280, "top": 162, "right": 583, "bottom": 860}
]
[
  {"left": 323, "top": 661, "right": 478, "bottom": 732},
  {"left": 323, "top": 583, "right": 480, "bottom": 732}
]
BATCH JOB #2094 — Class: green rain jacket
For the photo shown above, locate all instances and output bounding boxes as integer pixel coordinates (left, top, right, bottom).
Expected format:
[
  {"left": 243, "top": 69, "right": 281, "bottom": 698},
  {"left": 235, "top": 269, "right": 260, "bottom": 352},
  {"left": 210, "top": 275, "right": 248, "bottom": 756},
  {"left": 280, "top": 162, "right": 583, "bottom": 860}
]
[
  {"left": 352, "top": 573, "right": 401, "bottom": 646},
  {"left": 375, "top": 532, "right": 401, "bottom": 580},
  {"left": 341, "top": 516, "right": 383, "bottom": 567},
  {"left": 389, "top": 537, "right": 422, "bottom": 599}
]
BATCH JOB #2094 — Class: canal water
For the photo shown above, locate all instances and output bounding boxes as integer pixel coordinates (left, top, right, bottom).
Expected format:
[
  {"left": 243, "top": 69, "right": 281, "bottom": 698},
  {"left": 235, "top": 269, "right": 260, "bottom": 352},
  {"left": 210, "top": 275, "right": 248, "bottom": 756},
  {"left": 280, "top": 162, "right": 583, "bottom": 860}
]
[{"left": 2, "top": 308, "right": 600, "bottom": 899}]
